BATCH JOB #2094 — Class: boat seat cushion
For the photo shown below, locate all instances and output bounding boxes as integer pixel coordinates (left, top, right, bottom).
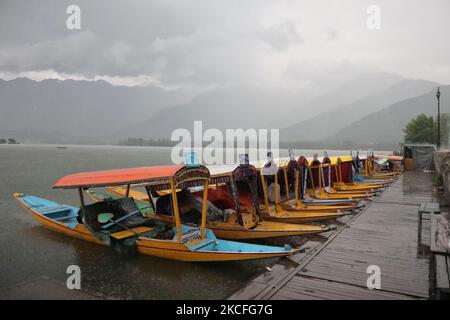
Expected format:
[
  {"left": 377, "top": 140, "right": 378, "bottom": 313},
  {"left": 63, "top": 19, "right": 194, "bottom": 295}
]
[{"left": 40, "top": 205, "right": 72, "bottom": 215}]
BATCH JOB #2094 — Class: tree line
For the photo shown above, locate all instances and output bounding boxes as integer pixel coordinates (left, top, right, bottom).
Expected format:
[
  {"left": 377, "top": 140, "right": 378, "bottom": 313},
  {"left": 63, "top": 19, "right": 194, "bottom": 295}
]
[
  {"left": 117, "top": 137, "right": 175, "bottom": 147},
  {"left": 403, "top": 113, "right": 449, "bottom": 146},
  {"left": 117, "top": 114, "right": 447, "bottom": 149},
  {"left": 0, "top": 138, "right": 19, "bottom": 144}
]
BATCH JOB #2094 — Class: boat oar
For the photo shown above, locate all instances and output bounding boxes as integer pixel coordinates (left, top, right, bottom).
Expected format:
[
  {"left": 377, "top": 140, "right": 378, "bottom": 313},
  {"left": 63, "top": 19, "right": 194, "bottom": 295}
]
[{"left": 97, "top": 213, "right": 139, "bottom": 237}]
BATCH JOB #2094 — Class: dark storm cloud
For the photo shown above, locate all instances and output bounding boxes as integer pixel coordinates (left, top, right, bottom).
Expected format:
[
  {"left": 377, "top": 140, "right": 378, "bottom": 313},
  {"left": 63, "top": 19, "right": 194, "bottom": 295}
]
[{"left": 0, "top": 0, "right": 449, "bottom": 88}]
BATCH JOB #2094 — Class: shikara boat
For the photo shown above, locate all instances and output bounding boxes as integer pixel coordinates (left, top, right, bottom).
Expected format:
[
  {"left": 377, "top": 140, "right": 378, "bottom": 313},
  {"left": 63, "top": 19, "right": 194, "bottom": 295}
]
[
  {"left": 247, "top": 157, "right": 350, "bottom": 223},
  {"left": 363, "top": 153, "right": 403, "bottom": 179},
  {"left": 332, "top": 158, "right": 387, "bottom": 191},
  {"left": 351, "top": 153, "right": 398, "bottom": 181},
  {"left": 94, "top": 164, "right": 333, "bottom": 236},
  {"left": 305, "top": 155, "right": 374, "bottom": 200},
  {"left": 320, "top": 157, "right": 379, "bottom": 195},
  {"left": 300, "top": 158, "right": 365, "bottom": 206},
  {"left": 210, "top": 163, "right": 348, "bottom": 223},
  {"left": 275, "top": 157, "right": 358, "bottom": 212},
  {"left": 15, "top": 164, "right": 298, "bottom": 262}
]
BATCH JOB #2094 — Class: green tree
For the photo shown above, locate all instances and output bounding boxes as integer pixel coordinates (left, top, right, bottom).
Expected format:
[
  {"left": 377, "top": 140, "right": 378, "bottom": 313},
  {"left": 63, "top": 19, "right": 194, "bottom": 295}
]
[
  {"left": 403, "top": 114, "right": 434, "bottom": 143},
  {"left": 403, "top": 113, "right": 449, "bottom": 146}
]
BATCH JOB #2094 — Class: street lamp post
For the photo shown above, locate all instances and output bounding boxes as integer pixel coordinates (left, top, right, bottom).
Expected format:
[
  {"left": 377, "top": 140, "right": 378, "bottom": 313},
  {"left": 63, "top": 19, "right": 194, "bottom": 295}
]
[{"left": 437, "top": 87, "right": 441, "bottom": 149}]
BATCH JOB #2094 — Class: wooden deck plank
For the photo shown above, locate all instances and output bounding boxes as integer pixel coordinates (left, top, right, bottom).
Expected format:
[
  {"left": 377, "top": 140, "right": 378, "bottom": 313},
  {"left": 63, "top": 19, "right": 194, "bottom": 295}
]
[
  {"left": 297, "top": 267, "right": 428, "bottom": 297},
  {"left": 228, "top": 172, "right": 438, "bottom": 300},
  {"left": 272, "top": 276, "right": 417, "bottom": 300},
  {"left": 435, "top": 255, "right": 450, "bottom": 289}
]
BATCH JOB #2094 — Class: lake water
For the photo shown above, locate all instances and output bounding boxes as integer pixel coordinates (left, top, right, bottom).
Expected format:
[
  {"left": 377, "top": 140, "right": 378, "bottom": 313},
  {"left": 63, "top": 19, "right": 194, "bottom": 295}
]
[{"left": 0, "top": 144, "right": 386, "bottom": 299}]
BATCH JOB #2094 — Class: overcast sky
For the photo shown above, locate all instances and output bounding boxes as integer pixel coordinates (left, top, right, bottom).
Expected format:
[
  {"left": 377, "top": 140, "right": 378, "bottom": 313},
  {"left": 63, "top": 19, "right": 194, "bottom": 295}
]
[{"left": 0, "top": 0, "right": 449, "bottom": 93}]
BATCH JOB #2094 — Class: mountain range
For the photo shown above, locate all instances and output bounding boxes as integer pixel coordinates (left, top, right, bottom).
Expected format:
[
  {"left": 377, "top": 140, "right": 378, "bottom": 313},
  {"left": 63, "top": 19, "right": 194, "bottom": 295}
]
[
  {"left": 0, "top": 78, "right": 190, "bottom": 143},
  {"left": 330, "top": 85, "right": 450, "bottom": 146},
  {"left": 120, "top": 73, "right": 411, "bottom": 140},
  {"left": 280, "top": 78, "right": 438, "bottom": 142},
  {"left": 0, "top": 74, "right": 445, "bottom": 147}
]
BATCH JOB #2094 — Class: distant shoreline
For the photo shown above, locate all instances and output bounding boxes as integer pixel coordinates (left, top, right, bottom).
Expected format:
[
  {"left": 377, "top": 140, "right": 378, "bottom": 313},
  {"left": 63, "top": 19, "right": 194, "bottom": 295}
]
[{"left": 0, "top": 142, "right": 396, "bottom": 155}]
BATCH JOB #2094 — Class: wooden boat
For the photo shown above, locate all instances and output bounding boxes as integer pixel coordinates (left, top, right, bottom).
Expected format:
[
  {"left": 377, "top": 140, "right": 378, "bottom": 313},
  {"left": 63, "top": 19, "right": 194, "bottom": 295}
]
[
  {"left": 94, "top": 164, "right": 332, "bottom": 235},
  {"left": 304, "top": 156, "right": 373, "bottom": 200},
  {"left": 275, "top": 157, "right": 358, "bottom": 212},
  {"left": 247, "top": 157, "right": 350, "bottom": 223},
  {"left": 332, "top": 157, "right": 388, "bottom": 191},
  {"left": 321, "top": 157, "right": 377, "bottom": 195},
  {"left": 346, "top": 152, "right": 394, "bottom": 184},
  {"left": 374, "top": 154, "right": 404, "bottom": 162},
  {"left": 213, "top": 162, "right": 354, "bottom": 222},
  {"left": 354, "top": 153, "right": 401, "bottom": 180},
  {"left": 14, "top": 164, "right": 298, "bottom": 262},
  {"left": 364, "top": 153, "right": 402, "bottom": 178},
  {"left": 320, "top": 157, "right": 379, "bottom": 196}
]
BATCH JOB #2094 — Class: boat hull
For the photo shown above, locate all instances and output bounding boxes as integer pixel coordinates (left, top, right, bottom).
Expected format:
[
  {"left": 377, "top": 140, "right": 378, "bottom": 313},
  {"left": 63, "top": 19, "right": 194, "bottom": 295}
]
[
  {"left": 275, "top": 200, "right": 356, "bottom": 212},
  {"left": 302, "top": 198, "right": 358, "bottom": 206},
  {"left": 14, "top": 193, "right": 105, "bottom": 245},
  {"left": 208, "top": 220, "right": 328, "bottom": 239},
  {"left": 308, "top": 190, "right": 369, "bottom": 200},
  {"left": 332, "top": 182, "right": 382, "bottom": 192},
  {"left": 364, "top": 174, "right": 399, "bottom": 180},
  {"left": 135, "top": 238, "right": 292, "bottom": 261},
  {"left": 353, "top": 176, "right": 392, "bottom": 184},
  {"left": 260, "top": 208, "right": 347, "bottom": 223},
  {"left": 14, "top": 193, "right": 297, "bottom": 262}
]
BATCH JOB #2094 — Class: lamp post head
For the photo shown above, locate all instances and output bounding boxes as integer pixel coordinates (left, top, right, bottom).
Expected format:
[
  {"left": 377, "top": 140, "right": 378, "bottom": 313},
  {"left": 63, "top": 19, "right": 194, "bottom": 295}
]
[{"left": 437, "top": 87, "right": 441, "bottom": 99}]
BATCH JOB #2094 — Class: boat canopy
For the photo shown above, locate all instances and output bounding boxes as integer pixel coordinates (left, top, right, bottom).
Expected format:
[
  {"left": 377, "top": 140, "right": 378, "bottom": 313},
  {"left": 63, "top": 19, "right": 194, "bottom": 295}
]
[
  {"left": 208, "top": 164, "right": 258, "bottom": 180},
  {"left": 53, "top": 164, "right": 210, "bottom": 189},
  {"left": 330, "top": 155, "right": 353, "bottom": 164},
  {"left": 374, "top": 154, "right": 403, "bottom": 161},
  {"left": 307, "top": 155, "right": 354, "bottom": 166},
  {"left": 252, "top": 155, "right": 355, "bottom": 171},
  {"left": 208, "top": 164, "right": 239, "bottom": 181},
  {"left": 208, "top": 164, "right": 241, "bottom": 185}
]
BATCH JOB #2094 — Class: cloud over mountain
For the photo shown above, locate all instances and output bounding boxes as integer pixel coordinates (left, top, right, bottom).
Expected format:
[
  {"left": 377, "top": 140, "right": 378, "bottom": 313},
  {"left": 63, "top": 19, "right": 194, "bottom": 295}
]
[{"left": 1, "top": 0, "right": 450, "bottom": 90}]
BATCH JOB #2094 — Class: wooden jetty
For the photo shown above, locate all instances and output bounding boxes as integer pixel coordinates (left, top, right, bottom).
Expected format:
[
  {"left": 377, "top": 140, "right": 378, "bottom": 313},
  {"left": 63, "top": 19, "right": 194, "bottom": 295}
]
[{"left": 228, "top": 172, "right": 439, "bottom": 300}]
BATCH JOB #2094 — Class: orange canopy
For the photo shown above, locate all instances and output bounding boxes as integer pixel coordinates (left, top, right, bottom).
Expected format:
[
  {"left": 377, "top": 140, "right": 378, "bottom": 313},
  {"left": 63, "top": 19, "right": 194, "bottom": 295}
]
[
  {"left": 374, "top": 154, "right": 403, "bottom": 161},
  {"left": 53, "top": 165, "right": 184, "bottom": 189}
]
